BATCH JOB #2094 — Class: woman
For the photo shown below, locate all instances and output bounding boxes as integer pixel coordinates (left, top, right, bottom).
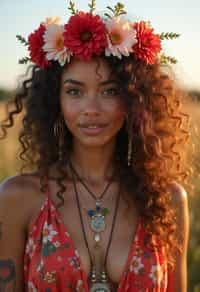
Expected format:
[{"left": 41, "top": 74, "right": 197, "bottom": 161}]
[{"left": 0, "top": 1, "right": 191, "bottom": 291}]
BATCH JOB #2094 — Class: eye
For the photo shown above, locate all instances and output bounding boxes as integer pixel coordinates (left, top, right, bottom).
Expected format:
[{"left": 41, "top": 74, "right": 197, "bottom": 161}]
[
  {"left": 102, "top": 87, "right": 120, "bottom": 96},
  {"left": 65, "top": 88, "right": 82, "bottom": 96}
]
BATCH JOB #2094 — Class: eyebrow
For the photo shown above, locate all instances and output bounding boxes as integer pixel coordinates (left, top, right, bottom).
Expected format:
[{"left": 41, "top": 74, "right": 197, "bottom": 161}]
[{"left": 63, "top": 78, "right": 118, "bottom": 86}]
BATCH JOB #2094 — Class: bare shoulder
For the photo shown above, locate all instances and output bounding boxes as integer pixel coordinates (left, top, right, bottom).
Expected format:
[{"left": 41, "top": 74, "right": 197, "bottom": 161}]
[
  {"left": 167, "top": 181, "right": 188, "bottom": 211},
  {"left": 0, "top": 172, "right": 44, "bottom": 201},
  {"left": 168, "top": 181, "right": 189, "bottom": 216},
  {"left": 168, "top": 181, "right": 189, "bottom": 246},
  {"left": 0, "top": 172, "right": 46, "bottom": 228}
]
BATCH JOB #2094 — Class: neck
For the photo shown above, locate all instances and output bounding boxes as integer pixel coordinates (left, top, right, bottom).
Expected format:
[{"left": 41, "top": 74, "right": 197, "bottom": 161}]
[{"left": 68, "top": 140, "right": 117, "bottom": 185}]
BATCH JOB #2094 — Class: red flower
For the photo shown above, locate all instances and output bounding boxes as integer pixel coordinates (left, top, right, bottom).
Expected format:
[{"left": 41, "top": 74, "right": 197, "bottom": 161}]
[
  {"left": 28, "top": 24, "right": 52, "bottom": 69},
  {"left": 63, "top": 12, "right": 107, "bottom": 60},
  {"left": 133, "top": 21, "right": 162, "bottom": 65}
]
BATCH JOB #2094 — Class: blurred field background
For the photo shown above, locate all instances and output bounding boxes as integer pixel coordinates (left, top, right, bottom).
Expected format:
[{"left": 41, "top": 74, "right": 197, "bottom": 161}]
[{"left": 0, "top": 88, "right": 200, "bottom": 291}]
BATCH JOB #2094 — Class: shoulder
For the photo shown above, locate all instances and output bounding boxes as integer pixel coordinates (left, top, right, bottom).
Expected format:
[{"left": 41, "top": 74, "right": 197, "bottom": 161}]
[
  {"left": 0, "top": 172, "right": 43, "bottom": 201},
  {"left": 0, "top": 173, "right": 46, "bottom": 227},
  {"left": 168, "top": 181, "right": 188, "bottom": 206},
  {"left": 168, "top": 181, "right": 189, "bottom": 247},
  {"left": 169, "top": 181, "right": 188, "bottom": 209},
  {"left": 168, "top": 181, "right": 189, "bottom": 222},
  {"left": 165, "top": 187, "right": 189, "bottom": 290}
]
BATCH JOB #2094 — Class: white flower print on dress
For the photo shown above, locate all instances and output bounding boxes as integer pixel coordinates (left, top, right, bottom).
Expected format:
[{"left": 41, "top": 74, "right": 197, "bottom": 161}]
[
  {"left": 68, "top": 256, "right": 80, "bottom": 271},
  {"left": 54, "top": 241, "right": 61, "bottom": 248},
  {"left": 57, "top": 255, "right": 63, "bottom": 262},
  {"left": 65, "top": 231, "right": 70, "bottom": 238},
  {"left": 75, "top": 249, "right": 80, "bottom": 258},
  {"left": 36, "top": 259, "right": 44, "bottom": 272},
  {"left": 129, "top": 255, "right": 144, "bottom": 274},
  {"left": 28, "top": 281, "right": 38, "bottom": 292},
  {"left": 76, "top": 279, "right": 85, "bottom": 291},
  {"left": 42, "top": 221, "right": 58, "bottom": 243},
  {"left": 26, "top": 237, "right": 35, "bottom": 257},
  {"left": 149, "top": 264, "right": 163, "bottom": 284}
]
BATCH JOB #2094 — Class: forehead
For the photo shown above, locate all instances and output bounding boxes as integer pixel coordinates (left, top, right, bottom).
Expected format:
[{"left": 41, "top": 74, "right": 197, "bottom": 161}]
[{"left": 61, "top": 57, "right": 114, "bottom": 84}]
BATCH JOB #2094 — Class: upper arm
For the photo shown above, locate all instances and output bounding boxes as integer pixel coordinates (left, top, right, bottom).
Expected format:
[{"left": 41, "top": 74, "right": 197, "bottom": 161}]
[
  {"left": 0, "top": 177, "right": 29, "bottom": 291},
  {"left": 167, "top": 182, "right": 190, "bottom": 292}
]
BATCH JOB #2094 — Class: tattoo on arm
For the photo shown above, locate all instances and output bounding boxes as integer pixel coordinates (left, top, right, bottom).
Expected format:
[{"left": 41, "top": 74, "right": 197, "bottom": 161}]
[{"left": 0, "top": 259, "right": 16, "bottom": 292}]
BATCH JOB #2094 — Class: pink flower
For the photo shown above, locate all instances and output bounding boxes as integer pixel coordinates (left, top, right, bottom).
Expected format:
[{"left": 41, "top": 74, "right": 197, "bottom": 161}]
[
  {"left": 43, "top": 16, "right": 61, "bottom": 26},
  {"left": 105, "top": 16, "right": 137, "bottom": 59},
  {"left": 43, "top": 24, "right": 72, "bottom": 66}
]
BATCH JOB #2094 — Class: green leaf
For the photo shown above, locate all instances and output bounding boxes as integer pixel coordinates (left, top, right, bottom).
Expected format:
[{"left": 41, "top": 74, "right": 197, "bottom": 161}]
[
  {"left": 106, "top": 6, "right": 115, "bottom": 15},
  {"left": 160, "top": 32, "right": 180, "bottom": 40},
  {"left": 105, "top": 2, "right": 127, "bottom": 18},
  {"left": 104, "top": 13, "right": 112, "bottom": 19},
  {"left": 68, "top": 0, "right": 78, "bottom": 15},
  {"left": 159, "top": 54, "right": 178, "bottom": 64},
  {"left": 18, "top": 57, "right": 31, "bottom": 64},
  {"left": 16, "top": 35, "right": 28, "bottom": 46},
  {"left": 88, "top": 0, "right": 96, "bottom": 13},
  {"left": 114, "top": 2, "right": 127, "bottom": 16}
]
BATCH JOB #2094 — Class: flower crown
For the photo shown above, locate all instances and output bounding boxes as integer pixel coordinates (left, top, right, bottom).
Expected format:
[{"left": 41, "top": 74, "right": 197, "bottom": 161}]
[{"left": 16, "top": 1, "right": 180, "bottom": 69}]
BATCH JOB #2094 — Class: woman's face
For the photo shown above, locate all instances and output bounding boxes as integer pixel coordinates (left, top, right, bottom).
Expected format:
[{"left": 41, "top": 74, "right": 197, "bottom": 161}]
[{"left": 60, "top": 57, "right": 127, "bottom": 148}]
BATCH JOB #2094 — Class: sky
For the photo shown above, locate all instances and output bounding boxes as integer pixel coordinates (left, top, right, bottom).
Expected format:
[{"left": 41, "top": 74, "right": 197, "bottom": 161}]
[{"left": 0, "top": 0, "right": 200, "bottom": 90}]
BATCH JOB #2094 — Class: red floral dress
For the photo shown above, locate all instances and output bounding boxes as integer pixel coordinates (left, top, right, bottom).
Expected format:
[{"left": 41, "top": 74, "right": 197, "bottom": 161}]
[{"left": 24, "top": 176, "right": 169, "bottom": 291}]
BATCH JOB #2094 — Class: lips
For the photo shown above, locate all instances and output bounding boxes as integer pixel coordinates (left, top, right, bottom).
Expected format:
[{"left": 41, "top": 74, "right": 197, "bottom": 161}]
[
  {"left": 79, "top": 122, "right": 107, "bottom": 128},
  {"left": 78, "top": 122, "right": 108, "bottom": 135}
]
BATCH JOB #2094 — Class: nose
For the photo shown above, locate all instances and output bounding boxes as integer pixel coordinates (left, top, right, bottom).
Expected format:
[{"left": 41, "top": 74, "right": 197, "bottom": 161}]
[{"left": 82, "top": 94, "right": 101, "bottom": 116}]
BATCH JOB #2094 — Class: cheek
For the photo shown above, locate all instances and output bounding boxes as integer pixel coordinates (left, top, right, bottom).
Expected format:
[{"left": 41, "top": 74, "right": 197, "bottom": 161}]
[
  {"left": 105, "top": 101, "right": 126, "bottom": 123},
  {"left": 103, "top": 105, "right": 126, "bottom": 136},
  {"left": 60, "top": 99, "right": 80, "bottom": 128}
]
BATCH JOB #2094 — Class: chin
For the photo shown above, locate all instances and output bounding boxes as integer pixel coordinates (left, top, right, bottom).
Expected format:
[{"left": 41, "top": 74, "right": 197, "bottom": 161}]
[{"left": 75, "top": 134, "right": 115, "bottom": 148}]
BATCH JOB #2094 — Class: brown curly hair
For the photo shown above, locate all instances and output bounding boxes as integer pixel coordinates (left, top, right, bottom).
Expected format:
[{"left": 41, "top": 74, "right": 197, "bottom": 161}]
[{"left": 0, "top": 54, "right": 197, "bottom": 271}]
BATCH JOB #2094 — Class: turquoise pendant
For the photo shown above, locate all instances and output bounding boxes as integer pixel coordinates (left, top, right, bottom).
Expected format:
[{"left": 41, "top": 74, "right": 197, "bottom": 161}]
[{"left": 87, "top": 204, "right": 109, "bottom": 233}]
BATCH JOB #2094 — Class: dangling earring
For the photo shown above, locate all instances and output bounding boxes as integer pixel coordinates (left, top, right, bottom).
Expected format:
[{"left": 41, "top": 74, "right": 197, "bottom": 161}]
[
  {"left": 126, "top": 114, "right": 132, "bottom": 167},
  {"left": 53, "top": 115, "right": 65, "bottom": 161}
]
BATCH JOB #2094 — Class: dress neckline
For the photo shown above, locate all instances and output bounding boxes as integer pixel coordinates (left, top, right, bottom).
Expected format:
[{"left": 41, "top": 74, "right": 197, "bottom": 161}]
[
  {"left": 51, "top": 197, "right": 141, "bottom": 291},
  {"left": 27, "top": 175, "right": 142, "bottom": 291}
]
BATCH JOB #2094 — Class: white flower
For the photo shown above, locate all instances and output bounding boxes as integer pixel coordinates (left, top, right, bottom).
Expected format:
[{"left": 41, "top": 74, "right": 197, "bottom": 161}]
[
  {"left": 129, "top": 255, "right": 144, "bottom": 274},
  {"left": 104, "top": 16, "right": 136, "bottom": 59},
  {"left": 65, "top": 231, "right": 70, "bottom": 238},
  {"left": 28, "top": 281, "right": 38, "bottom": 292},
  {"left": 43, "top": 24, "right": 72, "bottom": 66},
  {"left": 149, "top": 264, "right": 163, "bottom": 284},
  {"left": 36, "top": 259, "right": 44, "bottom": 272},
  {"left": 25, "top": 238, "right": 35, "bottom": 256},
  {"left": 54, "top": 241, "right": 61, "bottom": 248},
  {"left": 42, "top": 16, "right": 61, "bottom": 26},
  {"left": 76, "top": 279, "right": 85, "bottom": 291},
  {"left": 75, "top": 249, "right": 80, "bottom": 258},
  {"left": 57, "top": 255, "right": 63, "bottom": 262},
  {"left": 42, "top": 221, "right": 58, "bottom": 243}
]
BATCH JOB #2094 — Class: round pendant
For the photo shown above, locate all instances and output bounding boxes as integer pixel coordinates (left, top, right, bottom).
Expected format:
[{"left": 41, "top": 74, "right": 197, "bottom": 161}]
[
  {"left": 90, "top": 214, "right": 105, "bottom": 232},
  {"left": 89, "top": 282, "right": 111, "bottom": 292}
]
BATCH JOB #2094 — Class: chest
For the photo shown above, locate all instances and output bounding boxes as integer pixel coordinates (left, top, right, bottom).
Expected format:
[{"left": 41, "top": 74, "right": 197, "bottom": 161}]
[{"left": 56, "top": 188, "right": 139, "bottom": 285}]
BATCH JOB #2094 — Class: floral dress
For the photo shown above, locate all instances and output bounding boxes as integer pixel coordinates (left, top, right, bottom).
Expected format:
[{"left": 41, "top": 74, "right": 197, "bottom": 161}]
[{"left": 24, "top": 176, "right": 169, "bottom": 291}]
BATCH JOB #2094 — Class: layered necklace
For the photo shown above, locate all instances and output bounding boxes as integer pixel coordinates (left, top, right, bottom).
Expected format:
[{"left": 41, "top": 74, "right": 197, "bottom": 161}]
[{"left": 69, "top": 159, "right": 121, "bottom": 292}]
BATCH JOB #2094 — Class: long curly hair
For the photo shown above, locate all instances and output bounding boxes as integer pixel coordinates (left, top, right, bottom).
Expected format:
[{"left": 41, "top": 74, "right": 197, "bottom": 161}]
[{"left": 0, "top": 54, "right": 197, "bottom": 270}]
